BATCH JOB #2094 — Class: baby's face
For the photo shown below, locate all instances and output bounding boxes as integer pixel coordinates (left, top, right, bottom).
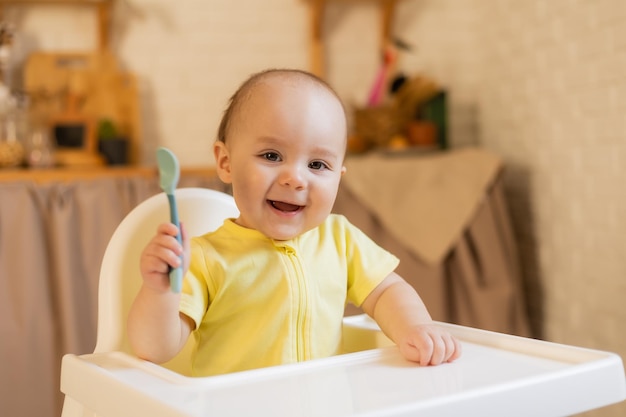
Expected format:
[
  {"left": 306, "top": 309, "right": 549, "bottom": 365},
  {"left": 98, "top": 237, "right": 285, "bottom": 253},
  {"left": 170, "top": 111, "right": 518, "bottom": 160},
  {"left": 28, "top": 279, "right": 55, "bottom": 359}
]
[{"left": 215, "top": 77, "right": 347, "bottom": 240}]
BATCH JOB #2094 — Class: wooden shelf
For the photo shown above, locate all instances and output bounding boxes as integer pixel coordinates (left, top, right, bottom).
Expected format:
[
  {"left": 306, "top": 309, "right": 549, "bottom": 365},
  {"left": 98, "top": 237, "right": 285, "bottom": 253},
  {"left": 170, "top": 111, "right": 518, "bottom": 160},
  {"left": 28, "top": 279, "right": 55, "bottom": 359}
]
[
  {"left": 0, "top": 166, "right": 216, "bottom": 184},
  {"left": 0, "top": 1, "right": 108, "bottom": 3},
  {"left": 309, "top": 0, "right": 399, "bottom": 78}
]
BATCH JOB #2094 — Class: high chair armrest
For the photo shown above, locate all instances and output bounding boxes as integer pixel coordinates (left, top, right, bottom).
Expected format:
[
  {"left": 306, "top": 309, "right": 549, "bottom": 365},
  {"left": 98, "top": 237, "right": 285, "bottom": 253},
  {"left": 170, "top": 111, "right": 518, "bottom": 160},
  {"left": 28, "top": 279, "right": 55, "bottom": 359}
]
[{"left": 61, "top": 315, "right": 625, "bottom": 417}]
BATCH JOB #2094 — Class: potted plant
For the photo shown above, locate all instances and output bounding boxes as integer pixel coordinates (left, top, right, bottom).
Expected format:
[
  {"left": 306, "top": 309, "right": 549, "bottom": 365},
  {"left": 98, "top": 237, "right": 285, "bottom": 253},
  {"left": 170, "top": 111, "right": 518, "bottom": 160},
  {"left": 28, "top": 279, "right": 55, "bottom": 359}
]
[{"left": 97, "top": 118, "right": 128, "bottom": 165}]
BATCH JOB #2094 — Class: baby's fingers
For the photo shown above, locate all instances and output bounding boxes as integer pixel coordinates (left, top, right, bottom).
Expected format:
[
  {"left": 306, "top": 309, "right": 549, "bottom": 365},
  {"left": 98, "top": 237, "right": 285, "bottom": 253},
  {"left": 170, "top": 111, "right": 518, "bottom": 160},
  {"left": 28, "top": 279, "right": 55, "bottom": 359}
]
[
  {"left": 429, "top": 332, "right": 462, "bottom": 365},
  {"left": 428, "top": 333, "right": 448, "bottom": 366},
  {"left": 140, "top": 227, "right": 183, "bottom": 274},
  {"left": 157, "top": 222, "right": 181, "bottom": 239},
  {"left": 403, "top": 327, "right": 463, "bottom": 366},
  {"left": 446, "top": 334, "right": 462, "bottom": 362},
  {"left": 146, "top": 236, "right": 182, "bottom": 265},
  {"left": 401, "top": 328, "right": 434, "bottom": 366}
]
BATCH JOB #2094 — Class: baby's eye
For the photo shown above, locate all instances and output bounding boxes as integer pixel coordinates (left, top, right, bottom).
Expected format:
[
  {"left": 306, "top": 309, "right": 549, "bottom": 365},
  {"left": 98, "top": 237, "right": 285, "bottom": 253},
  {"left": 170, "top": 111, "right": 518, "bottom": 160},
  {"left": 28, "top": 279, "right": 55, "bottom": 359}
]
[
  {"left": 309, "top": 160, "right": 329, "bottom": 170},
  {"left": 262, "top": 152, "right": 281, "bottom": 162}
]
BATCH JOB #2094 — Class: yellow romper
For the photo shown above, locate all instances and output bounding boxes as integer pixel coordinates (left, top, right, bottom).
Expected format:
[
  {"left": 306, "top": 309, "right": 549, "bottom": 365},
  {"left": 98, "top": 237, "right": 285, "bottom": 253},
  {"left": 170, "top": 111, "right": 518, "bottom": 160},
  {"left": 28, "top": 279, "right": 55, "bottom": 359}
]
[{"left": 179, "top": 214, "right": 399, "bottom": 376}]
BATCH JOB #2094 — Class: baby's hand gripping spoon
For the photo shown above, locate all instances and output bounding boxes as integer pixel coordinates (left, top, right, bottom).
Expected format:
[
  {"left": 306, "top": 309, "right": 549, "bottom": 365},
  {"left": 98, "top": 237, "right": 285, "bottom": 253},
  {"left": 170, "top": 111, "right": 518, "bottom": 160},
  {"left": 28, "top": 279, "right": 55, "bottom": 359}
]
[{"left": 156, "top": 147, "right": 183, "bottom": 293}]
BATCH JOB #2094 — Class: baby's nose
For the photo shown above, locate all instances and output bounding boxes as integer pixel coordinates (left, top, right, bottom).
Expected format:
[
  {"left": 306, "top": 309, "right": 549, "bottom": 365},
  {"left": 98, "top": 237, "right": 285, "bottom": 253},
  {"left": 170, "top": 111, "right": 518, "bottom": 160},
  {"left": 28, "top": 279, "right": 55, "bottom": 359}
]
[{"left": 279, "top": 165, "right": 306, "bottom": 190}]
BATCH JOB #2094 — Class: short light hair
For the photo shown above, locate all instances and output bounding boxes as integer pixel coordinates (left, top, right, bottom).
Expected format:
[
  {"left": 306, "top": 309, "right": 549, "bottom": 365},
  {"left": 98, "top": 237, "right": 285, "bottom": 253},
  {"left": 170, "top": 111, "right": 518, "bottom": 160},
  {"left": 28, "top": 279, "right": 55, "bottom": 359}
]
[{"left": 216, "top": 68, "right": 345, "bottom": 143}]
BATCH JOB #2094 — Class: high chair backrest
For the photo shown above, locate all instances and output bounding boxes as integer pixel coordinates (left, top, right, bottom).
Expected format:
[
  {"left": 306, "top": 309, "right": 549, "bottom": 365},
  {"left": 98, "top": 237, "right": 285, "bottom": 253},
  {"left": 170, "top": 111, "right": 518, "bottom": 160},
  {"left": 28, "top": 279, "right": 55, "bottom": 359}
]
[{"left": 94, "top": 188, "right": 239, "bottom": 375}]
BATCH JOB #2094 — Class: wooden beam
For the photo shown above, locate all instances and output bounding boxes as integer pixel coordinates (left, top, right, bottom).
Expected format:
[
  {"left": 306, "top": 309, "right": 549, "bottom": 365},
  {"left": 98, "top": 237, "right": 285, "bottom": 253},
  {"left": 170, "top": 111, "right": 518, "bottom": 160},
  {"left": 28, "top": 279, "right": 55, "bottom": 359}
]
[
  {"left": 308, "top": 0, "right": 399, "bottom": 79},
  {"left": 380, "top": 0, "right": 397, "bottom": 50},
  {"left": 309, "top": 0, "right": 326, "bottom": 78},
  {"left": 97, "top": 0, "right": 111, "bottom": 52}
]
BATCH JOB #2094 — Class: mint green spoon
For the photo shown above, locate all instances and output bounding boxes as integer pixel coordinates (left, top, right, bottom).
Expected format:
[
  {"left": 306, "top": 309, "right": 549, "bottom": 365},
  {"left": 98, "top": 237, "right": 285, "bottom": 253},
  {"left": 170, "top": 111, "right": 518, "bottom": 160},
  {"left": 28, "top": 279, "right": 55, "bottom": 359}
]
[{"left": 156, "top": 147, "right": 183, "bottom": 293}]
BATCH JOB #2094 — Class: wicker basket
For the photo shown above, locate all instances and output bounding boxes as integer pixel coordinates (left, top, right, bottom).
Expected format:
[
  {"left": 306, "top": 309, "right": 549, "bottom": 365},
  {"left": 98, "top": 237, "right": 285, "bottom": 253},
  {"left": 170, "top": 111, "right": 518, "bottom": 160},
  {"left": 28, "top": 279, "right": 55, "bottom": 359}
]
[{"left": 353, "top": 106, "right": 401, "bottom": 148}]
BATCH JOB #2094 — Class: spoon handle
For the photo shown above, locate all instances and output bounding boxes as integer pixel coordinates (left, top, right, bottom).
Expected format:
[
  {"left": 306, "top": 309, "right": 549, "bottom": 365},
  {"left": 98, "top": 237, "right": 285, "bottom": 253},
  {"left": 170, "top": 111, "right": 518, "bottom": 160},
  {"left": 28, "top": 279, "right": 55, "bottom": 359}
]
[{"left": 167, "top": 192, "right": 183, "bottom": 293}]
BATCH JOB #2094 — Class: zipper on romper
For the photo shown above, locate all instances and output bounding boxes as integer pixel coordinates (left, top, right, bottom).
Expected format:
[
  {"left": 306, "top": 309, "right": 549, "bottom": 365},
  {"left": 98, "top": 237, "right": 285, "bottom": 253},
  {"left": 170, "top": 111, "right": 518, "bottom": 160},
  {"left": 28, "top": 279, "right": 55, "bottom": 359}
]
[{"left": 281, "top": 244, "right": 309, "bottom": 362}]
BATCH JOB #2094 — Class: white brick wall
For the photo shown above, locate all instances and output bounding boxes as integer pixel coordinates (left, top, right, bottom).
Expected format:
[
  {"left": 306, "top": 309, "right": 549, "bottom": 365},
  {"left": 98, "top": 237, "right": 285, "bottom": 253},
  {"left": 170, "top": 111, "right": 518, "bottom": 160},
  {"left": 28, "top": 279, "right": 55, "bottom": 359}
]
[{"left": 474, "top": 1, "right": 626, "bottom": 415}]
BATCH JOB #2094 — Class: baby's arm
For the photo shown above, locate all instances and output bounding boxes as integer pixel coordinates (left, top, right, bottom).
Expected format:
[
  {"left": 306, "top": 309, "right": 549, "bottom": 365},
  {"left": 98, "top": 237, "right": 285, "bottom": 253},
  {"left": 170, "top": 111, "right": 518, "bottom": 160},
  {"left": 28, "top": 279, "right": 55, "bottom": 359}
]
[
  {"left": 361, "top": 272, "right": 462, "bottom": 366},
  {"left": 127, "top": 222, "right": 194, "bottom": 363}
]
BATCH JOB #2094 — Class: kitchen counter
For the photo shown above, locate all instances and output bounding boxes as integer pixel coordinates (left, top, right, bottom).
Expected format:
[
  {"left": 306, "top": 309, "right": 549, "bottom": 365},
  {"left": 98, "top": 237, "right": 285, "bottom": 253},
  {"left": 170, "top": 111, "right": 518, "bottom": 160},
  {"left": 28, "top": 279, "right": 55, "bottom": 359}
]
[{"left": 0, "top": 166, "right": 215, "bottom": 184}]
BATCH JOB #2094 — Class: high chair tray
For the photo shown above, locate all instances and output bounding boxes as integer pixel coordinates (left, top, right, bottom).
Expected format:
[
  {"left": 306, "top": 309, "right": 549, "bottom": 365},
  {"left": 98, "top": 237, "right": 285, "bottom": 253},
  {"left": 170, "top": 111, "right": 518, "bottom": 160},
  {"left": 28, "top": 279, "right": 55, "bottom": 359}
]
[{"left": 61, "top": 316, "right": 625, "bottom": 417}]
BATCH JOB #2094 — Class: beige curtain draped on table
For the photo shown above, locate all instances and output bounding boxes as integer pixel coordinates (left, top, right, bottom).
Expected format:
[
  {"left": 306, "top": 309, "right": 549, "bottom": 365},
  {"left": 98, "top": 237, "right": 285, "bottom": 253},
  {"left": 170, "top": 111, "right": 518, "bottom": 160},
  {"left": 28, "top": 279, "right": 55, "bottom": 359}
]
[
  {"left": 335, "top": 150, "right": 530, "bottom": 336},
  {"left": 0, "top": 174, "right": 226, "bottom": 417},
  {"left": 0, "top": 149, "right": 531, "bottom": 417},
  {"left": 337, "top": 174, "right": 530, "bottom": 333}
]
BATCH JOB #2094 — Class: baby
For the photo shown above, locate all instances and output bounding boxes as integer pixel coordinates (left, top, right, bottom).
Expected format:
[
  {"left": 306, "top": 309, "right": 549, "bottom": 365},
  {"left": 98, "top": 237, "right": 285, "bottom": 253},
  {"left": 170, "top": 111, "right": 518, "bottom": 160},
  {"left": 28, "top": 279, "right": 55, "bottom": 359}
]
[{"left": 128, "top": 68, "right": 461, "bottom": 376}]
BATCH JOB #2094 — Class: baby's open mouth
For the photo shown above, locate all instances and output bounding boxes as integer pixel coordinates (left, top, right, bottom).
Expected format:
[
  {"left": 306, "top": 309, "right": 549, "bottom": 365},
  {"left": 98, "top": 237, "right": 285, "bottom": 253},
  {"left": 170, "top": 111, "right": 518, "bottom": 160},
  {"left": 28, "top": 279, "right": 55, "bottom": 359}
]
[{"left": 269, "top": 200, "right": 303, "bottom": 212}]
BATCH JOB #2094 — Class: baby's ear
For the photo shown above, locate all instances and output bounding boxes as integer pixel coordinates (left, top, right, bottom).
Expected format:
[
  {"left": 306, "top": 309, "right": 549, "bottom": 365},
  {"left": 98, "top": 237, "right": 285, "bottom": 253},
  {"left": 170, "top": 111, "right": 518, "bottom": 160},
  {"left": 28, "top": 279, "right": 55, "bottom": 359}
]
[
  {"left": 213, "top": 141, "right": 232, "bottom": 183},
  {"left": 341, "top": 166, "right": 347, "bottom": 176}
]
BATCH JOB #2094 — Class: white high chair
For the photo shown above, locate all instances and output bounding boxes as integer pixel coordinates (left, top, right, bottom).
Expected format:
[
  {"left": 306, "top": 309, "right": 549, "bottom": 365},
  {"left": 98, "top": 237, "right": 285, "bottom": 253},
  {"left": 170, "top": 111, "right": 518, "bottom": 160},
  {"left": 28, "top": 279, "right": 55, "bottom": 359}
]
[
  {"left": 87, "top": 187, "right": 240, "bottom": 371},
  {"left": 61, "top": 187, "right": 240, "bottom": 416},
  {"left": 60, "top": 188, "right": 626, "bottom": 417}
]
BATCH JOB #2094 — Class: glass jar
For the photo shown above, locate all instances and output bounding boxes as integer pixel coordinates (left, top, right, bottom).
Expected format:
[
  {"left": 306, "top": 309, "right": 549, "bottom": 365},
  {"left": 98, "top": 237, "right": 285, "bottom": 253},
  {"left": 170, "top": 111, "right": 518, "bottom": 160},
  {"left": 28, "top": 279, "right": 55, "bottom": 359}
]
[
  {"left": 0, "top": 110, "right": 26, "bottom": 168},
  {"left": 25, "top": 123, "right": 55, "bottom": 168}
]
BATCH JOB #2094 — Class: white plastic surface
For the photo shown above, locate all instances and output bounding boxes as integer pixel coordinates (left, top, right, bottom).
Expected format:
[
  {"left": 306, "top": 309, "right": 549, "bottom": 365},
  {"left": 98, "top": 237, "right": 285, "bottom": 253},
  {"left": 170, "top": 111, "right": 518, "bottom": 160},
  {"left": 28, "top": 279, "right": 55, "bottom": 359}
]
[{"left": 61, "top": 315, "right": 626, "bottom": 417}]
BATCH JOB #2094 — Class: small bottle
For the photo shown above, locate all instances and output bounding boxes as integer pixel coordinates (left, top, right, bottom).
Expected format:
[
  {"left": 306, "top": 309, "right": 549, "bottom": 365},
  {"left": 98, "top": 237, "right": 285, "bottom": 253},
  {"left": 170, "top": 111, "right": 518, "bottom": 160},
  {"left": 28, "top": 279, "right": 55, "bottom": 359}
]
[{"left": 26, "top": 123, "right": 55, "bottom": 168}]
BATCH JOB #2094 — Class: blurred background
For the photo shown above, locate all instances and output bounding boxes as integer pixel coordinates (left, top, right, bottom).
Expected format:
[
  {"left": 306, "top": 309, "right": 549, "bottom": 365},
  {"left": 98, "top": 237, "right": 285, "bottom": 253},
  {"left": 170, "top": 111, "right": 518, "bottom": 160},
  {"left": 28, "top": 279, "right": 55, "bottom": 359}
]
[{"left": 0, "top": 0, "right": 625, "bottom": 416}]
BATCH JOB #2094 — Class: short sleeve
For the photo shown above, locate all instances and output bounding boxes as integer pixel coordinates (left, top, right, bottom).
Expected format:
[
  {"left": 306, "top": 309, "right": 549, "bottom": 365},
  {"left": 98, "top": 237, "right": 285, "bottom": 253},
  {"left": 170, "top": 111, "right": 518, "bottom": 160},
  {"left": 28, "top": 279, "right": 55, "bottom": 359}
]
[
  {"left": 338, "top": 216, "right": 400, "bottom": 306},
  {"left": 179, "top": 237, "right": 211, "bottom": 330}
]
